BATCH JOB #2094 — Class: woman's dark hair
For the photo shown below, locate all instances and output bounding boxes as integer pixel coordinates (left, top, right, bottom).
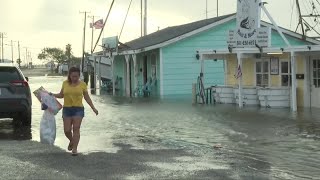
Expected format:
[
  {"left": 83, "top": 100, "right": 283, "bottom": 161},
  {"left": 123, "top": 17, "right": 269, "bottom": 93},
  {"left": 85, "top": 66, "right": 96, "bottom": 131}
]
[{"left": 68, "top": 67, "right": 81, "bottom": 83}]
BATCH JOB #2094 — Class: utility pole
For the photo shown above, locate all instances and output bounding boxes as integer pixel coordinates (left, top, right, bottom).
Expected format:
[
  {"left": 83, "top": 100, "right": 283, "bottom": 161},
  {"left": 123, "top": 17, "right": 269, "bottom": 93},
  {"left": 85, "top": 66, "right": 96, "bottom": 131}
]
[
  {"left": 144, "top": 0, "right": 147, "bottom": 36},
  {"left": 206, "top": 0, "right": 208, "bottom": 19},
  {"left": 141, "top": 0, "right": 143, "bottom": 37},
  {"left": 17, "top": 41, "right": 21, "bottom": 67},
  {"left": 29, "top": 51, "right": 32, "bottom": 68},
  {"left": 80, "top": 11, "right": 90, "bottom": 84},
  {"left": 217, "top": 0, "right": 219, "bottom": 17},
  {"left": 11, "top": 40, "right": 14, "bottom": 63},
  {"left": 80, "top": 11, "right": 90, "bottom": 72},
  {"left": 296, "top": 0, "right": 305, "bottom": 39},
  {"left": 88, "top": 15, "right": 99, "bottom": 54},
  {"left": 1, "top": 32, "right": 5, "bottom": 62},
  {"left": 24, "top": 47, "right": 28, "bottom": 68},
  {"left": 90, "top": 15, "right": 95, "bottom": 54}
]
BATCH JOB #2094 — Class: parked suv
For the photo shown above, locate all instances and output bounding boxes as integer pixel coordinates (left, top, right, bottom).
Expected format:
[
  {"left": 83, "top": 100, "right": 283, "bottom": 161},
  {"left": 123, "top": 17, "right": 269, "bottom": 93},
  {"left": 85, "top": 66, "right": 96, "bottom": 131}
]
[{"left": 0, "top": 63, "right": 32, "bottom": 126}]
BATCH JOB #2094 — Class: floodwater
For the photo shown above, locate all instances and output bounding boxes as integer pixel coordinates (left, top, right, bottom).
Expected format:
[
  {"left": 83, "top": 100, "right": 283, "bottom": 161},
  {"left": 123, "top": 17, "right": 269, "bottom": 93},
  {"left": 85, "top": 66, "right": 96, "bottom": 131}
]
[{"left": 1, "top": 76, "right": 320, "bottom": 179}]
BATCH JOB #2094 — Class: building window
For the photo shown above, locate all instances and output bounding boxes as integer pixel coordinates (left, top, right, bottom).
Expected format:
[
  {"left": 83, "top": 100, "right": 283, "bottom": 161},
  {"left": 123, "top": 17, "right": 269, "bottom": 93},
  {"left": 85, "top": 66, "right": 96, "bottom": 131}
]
[
  {"left": 281, "top": 61, "right": 291, "bottom": 87},
  {"left": 313, "top": 59, "right": 320, "bottom": 88},
  {"left": 256, "top": 60, "right": 269, "bottom": 87}
]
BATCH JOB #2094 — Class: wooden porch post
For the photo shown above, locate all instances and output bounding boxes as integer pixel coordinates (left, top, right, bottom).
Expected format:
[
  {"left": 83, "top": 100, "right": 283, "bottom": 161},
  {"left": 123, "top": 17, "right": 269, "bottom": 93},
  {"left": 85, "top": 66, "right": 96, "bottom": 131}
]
[
  {"left": 237, "top": 52, "right": 243, "bottom": 108},
  {"left": 132, "top": 54, "right": 137, "bottom": 97},
  {"left": 125, "top": 54, "right": 131, "bottom": 97},
  {"left": 98, "top": 56, "right": 101, "bottom": 89},
  {"left": 93, "top": 56, "right": 97, "bottom": 91},
  {"left": 111, "top": 56, "right": 115, "bottom": 96},
  {"left": 200, "top": 58, "right": 205, "bottom": 103},
  {"left": 291, "top": 51, "right": 297, "bottom": 111}
]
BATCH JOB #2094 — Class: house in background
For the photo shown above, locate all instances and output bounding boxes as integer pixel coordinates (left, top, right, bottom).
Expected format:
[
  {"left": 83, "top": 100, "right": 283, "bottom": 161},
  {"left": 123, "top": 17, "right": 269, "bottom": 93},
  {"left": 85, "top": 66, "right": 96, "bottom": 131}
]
[
  {"left": 102, "top": 14, "right": 235, "bottom": 98},
  {"left": 196, "top": 15, "right": 320, "bottom": 110}
]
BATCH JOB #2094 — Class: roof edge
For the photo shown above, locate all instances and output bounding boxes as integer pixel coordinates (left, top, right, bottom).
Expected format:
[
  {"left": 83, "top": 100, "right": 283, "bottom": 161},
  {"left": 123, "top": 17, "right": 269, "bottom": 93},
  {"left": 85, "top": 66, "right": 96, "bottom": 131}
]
[{"left": 119, "top": 14, "right": 237, "bottom": 55}]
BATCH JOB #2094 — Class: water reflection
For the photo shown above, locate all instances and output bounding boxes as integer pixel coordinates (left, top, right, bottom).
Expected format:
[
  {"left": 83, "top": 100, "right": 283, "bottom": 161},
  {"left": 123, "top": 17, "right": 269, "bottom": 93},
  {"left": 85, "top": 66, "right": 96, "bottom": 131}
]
[{"left": 0, "top": 119, "right": 32, "bottom": 140}]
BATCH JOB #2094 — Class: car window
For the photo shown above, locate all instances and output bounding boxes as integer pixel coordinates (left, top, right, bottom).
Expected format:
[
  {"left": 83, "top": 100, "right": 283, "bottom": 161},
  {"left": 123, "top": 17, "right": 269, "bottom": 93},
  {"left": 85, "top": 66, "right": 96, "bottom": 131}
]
[{"left": 0, "top": 67, "right": 23, "bottom": 83}]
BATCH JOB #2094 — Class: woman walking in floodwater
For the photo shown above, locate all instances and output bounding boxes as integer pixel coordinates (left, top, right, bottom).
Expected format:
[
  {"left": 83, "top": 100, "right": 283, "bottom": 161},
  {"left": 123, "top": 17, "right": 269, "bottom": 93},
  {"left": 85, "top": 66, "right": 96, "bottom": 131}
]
[{"left": 50, "top": 67, "right": 98, "bottom": 156}]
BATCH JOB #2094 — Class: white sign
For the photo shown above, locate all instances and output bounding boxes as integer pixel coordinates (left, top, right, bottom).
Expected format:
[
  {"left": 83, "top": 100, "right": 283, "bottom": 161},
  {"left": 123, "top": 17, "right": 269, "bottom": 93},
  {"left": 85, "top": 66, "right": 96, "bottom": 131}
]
[
  {"left": 102, "top": 36, "right": 118, "bottom": 51},
  {"left": 256, "top": 27, "right": 271, "bottom": 47},
  {"left": 235, "top": 0, "right": 262, "bottom": 47},
  {"left": 228, "top": 27, "right": 271, "bottom": 48},
  {"left": 227, "top": 30, "right": 237, "bottom": 47}
]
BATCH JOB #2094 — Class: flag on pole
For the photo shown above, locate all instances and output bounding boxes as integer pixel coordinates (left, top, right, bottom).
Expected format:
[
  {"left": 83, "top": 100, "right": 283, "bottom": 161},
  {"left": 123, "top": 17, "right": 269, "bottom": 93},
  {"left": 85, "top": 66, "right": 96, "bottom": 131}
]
[
  {"left": 93, "top": 19, "right": 104, "bottom": 29},
  {"left": 234, "top": 64, "right": 242, "bottom": 79}
]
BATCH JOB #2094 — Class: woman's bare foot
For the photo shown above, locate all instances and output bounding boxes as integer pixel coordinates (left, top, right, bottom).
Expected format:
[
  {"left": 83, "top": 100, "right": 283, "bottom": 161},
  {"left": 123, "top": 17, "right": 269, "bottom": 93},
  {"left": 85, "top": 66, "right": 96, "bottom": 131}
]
[
  {"left": 71, "top": 150, "right": 78, "bottom": 156},
  {"left": 67, "top": 142, "right": 73, "bottom": 151}
]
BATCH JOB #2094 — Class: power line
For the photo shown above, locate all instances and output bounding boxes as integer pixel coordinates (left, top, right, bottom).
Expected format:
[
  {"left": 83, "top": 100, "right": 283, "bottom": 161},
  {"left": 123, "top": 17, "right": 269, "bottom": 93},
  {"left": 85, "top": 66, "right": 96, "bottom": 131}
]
[
  {"left": 119, "top": 0, "right": 133, "bottom": 41},
  {"left": 290, "top": 0, "right": 296, "bottom": 29},
  {"left": 93, "top": 0, "right": 116, "bottom": 52}
]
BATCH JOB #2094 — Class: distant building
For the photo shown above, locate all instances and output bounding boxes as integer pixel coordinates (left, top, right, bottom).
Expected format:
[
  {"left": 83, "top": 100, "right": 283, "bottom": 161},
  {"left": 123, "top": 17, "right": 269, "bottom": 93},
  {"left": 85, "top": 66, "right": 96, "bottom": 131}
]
[{"left": 1, "top": 59, "right": 14, "bottom": 64}]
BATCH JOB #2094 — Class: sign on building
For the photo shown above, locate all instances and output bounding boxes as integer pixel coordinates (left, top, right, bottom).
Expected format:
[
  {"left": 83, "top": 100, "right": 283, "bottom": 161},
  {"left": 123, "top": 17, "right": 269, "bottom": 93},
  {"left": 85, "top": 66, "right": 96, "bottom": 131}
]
[
  {"left": 102, "top": 36, "right": 118, "bottom": 52},
  {"left": 227, "top": 0, "right": 271, "bottom": 48}
]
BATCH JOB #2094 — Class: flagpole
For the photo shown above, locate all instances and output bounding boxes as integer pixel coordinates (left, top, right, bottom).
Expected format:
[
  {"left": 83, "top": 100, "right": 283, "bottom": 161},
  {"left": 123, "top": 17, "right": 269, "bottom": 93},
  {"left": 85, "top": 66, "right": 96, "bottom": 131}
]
[{"left": 91, "top": 16, "right": 94, "bottom": 54}]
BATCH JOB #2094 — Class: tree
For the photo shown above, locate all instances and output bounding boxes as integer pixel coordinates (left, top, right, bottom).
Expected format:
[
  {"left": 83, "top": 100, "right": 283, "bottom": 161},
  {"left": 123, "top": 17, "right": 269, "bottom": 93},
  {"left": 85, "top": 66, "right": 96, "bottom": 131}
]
[
  {"left": 38, "top": 47, "right": 66, "bottom": 64},
  {"left": 65, "top": 44, "right": 72, "bottom": 61},
  {"left": 69, "top": 57, "right": 81, "bottom": 67}
]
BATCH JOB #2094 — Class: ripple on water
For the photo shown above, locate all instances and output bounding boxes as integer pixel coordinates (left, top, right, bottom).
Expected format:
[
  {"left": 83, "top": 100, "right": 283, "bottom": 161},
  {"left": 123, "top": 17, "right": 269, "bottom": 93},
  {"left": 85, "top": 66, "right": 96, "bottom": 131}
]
[{"left": 1, "top": 76, "right": 318, "bottom": 179}]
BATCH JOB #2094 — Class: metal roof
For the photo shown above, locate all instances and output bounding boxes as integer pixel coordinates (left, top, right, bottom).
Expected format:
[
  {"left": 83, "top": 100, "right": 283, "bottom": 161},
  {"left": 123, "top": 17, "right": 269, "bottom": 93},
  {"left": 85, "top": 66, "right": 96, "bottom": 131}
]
[{"left": 120, "top": 14, "right": 235, "bottom": 51}]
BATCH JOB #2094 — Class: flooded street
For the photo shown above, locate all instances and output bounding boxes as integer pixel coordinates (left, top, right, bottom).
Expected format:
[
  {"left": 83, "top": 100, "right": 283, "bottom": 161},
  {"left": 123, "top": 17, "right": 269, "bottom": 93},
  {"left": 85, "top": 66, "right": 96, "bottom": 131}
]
[{"left": 1, "top": 76, "right": 320, "bottom": 179}]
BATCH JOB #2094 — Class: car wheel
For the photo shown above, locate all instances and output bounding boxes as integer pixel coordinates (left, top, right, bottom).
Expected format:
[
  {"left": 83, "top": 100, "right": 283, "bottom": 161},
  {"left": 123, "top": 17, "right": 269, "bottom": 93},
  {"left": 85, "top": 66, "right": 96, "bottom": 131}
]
[
  {"left": 22, "top": 109, "right": 32, "bottom": 126},
  {"left": 13, "top": 109, "right": 32, "bottom": 126}
]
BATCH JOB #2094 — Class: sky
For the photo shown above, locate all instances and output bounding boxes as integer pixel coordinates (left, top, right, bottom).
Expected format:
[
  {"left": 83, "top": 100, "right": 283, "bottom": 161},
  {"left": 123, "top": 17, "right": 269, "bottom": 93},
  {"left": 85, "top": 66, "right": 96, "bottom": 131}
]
[{"left": 0, "top": 0, "right": 318, "bottom": 65}]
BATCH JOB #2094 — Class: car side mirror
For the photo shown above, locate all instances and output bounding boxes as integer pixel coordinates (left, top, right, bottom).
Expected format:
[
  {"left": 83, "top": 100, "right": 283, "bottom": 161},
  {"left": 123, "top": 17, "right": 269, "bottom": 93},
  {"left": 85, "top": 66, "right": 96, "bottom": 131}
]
[{"left": 26, "top": 77, "right": 29, "bottom": 82}]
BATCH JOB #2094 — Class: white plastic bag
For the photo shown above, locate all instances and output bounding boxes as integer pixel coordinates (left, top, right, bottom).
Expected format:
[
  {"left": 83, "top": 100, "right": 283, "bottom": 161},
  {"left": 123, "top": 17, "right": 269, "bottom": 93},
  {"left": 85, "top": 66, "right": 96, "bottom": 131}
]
[
  {"left": 39, "top": 90, "right": 59, "bottom": 145},
  {"left": 40, "top": 110, "right": 56, "bottom": 145}
]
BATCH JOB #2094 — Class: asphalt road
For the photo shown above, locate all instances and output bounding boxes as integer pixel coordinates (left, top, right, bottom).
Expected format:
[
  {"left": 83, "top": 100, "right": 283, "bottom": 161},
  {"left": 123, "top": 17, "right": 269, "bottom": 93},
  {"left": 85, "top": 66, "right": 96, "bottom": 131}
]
[{"left": 1, "top": 139, "right": 276, "bottom": 180}]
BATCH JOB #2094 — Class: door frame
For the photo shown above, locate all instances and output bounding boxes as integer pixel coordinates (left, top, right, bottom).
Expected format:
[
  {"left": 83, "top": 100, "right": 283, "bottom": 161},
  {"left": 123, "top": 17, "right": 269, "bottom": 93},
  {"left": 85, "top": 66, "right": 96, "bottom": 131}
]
[{"left": 308, "top": 56, "right": 320, "bottom": 108}]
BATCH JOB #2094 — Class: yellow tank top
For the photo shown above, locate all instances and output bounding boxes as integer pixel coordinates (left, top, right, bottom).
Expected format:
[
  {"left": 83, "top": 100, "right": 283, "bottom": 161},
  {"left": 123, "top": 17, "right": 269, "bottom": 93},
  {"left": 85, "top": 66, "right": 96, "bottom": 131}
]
[{"left": 62, "top": 80, "right": 87, "bottom": 107}]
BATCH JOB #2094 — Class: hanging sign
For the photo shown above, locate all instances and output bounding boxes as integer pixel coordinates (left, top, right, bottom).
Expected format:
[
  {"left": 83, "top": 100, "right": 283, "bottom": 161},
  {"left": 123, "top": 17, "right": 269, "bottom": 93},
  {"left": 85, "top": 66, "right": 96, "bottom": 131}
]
[
  {"left": 236, "top": 0, "right": 261, "bottom": 42},
  {"left": 227, "top": 0, "right": 271, "bottom": 48}
]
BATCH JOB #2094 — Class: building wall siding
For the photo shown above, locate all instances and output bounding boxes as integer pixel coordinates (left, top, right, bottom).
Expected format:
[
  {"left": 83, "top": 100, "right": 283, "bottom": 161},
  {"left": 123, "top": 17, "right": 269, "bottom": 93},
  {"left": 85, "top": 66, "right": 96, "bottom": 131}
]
[
  {"left": 226, "top": 54, "right": 306, "bottom": 107},
  {"left": 161, "top": 20, "right": 235, "bottom": 95}
]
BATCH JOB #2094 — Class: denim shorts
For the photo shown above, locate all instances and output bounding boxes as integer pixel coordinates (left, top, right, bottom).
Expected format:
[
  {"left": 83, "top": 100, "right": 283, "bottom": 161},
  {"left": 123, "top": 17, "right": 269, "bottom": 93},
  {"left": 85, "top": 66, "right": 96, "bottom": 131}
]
[{"left": 62, "top": 107, "right": 84, "bottom": 118}]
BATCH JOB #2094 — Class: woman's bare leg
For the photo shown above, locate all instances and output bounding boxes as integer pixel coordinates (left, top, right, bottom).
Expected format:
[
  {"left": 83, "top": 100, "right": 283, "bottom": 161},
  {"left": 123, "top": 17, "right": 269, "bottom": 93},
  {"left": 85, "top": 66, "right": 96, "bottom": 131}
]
[
  {"left": 63, "top": 117, "right": 73, "bottom": 150},
  {"left": 71, "top": 117, "right": 83, "bottom": 153}
]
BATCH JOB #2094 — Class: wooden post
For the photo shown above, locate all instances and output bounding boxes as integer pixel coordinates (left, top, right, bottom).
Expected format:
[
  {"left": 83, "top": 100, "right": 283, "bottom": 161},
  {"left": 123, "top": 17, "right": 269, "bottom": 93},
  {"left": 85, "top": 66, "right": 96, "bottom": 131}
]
[
  {"left": 111, "top": 56, "right": 115, "bottom": 96},
  {"left": 125, "top": 54, "right": 131, "bottom": 97},
  {"left": 93, "top": 56, "right": 97, "bottom": 91},
  {"left": 98, "top": 56, "right": 101, "bottom": 89},
  {"left": 291, "top": 51, "right": 297, "bottom": 111},
  {"left": 237, "top": 53, "right": 243, "bottom": 108},
  {"left": 132, "top": 54, "right": 137, "bottom": 97},
  {"left": 192, "top": 83, "right": 197, "bottom": 105}
]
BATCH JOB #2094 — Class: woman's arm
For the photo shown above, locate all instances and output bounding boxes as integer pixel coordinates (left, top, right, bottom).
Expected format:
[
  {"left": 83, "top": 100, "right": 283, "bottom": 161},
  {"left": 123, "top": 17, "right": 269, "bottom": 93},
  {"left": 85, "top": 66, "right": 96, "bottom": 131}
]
[
  {"left": 50, "top": 88, "right": 64, "bottom": 99},
  {"left": 83, "top": 91, "right": 98, "bottom": 115}
]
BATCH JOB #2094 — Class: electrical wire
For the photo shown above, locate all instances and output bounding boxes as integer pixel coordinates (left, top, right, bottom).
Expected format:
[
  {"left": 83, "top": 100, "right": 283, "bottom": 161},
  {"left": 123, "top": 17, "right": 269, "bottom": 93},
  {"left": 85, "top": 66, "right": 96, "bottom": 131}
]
[
  {"left": 92, "top": 0, "right": 116, "bottom": 52},
  {"left": 290, "top": 0, "right": 296, "bottom": 29},
  {"left": 119, "top": 0, "right": 133, "bottom": 41}
]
